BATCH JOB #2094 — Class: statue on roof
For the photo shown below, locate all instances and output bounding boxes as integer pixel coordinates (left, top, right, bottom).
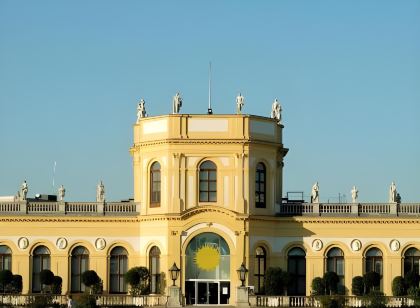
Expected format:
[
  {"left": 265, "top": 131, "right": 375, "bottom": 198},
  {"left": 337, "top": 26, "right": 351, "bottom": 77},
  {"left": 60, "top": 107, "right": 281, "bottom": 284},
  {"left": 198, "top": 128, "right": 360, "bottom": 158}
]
[
  {"left": 311, "top": 182, "right": 319, "bottom": 203},
  {"left": 20, "top": 180, "right": 28, "bottom": 201},
  {"left": 136, "top": 99, "right": 147, "bottom": 122},
  {"left": 58, "top": 184, "right": 66, "bottom": 201},
  {"left": 172, "top": 92, "right": 182, "bottom": 114},
  {"left": 96, "top": 180, "right": 105, "bottom": 203},
  {"left": 389, "top": 181, "right": 397, "bottom": 203},
  {"left": 271, "top": 98, "right": 282, "bottom": 124},
  {"left": 236, "top": 93, "right": 244, "bottom": 114},
  {"left": 351, "top": 186, "right": 358, "bottom": 203}
]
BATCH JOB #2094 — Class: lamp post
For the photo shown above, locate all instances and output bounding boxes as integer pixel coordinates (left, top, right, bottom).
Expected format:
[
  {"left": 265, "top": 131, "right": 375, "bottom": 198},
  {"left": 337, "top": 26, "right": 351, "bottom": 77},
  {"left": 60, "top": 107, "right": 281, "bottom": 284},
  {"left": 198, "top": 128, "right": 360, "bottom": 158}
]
[
  {"left": 237, "top": 262, "right": 248, "bottom": 287},
  {"left": 169, "top": 262, "right": 180, "bottom": 286}
]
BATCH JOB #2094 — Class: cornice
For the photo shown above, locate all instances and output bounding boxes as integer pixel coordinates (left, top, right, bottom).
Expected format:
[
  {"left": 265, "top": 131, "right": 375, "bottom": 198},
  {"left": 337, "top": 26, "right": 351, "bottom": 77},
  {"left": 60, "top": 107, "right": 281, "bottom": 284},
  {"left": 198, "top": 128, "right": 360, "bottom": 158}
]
[{"left": 131, "top": 139, "right": 284, "bottom": 149}]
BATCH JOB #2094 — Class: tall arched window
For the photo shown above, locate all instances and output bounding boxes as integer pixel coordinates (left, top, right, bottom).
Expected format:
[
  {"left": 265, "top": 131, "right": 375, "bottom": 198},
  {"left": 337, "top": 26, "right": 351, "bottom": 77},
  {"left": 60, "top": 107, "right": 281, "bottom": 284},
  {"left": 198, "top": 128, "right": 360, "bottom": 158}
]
[
  {"left": 254, "top": 247, "right": 266, "bottom": 294},
  {"left": 255, "top": 163, "right": 266, "bottom": 208},
  {"left": 199, "top": 161, "right": 217, "bottom": 202},
  {"left": 150, "top": 162, "right": 161, "bottom": 207},
  {"left": 32, "top": 246, "right": 50, "bottom": 293},
  {"left": 71, "top": 246, "right": 89, "bottom": 293},
  {"left": 365, "top": 248, "right": 383, "bottom": 290},
  {"left": 327, "top": 248, "right": 345, "bottom": 289},
  {"left": 404, "top": 248, "right": 420, "bottom": 275},
  {"left": 0, "top": 245, "right": 12, "bottom": 271},
  {"left": 149, "top": 246, "right": 161, "bottom": 294},
  {"left": 288, "top": 247, "right": 306, "bottom": 295},
  {"left": 110, "top": 246, "right": 128, "bottom": 293}
]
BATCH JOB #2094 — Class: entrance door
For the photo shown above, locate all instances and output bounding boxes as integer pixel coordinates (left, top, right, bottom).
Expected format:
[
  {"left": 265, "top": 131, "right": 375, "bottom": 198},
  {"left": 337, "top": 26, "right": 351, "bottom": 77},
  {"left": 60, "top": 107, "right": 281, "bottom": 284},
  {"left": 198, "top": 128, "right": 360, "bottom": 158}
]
[{"left": 197, "top": 282, "right": 218, "bottom": 304}]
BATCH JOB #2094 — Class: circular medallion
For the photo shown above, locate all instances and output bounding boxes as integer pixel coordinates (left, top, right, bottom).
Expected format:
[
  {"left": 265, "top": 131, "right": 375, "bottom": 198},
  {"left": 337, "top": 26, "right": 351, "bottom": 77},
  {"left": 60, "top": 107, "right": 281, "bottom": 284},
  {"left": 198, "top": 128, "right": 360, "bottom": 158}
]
[
  {"left": 56, "top": 238, "right": 67, "bottom": 249},
  {"left": 95, "top": 238, "right": 106, "bottom": 250},
  {"left": 351, "top": 239, "right": 362, "bottom": 252},
  {"left": 18, "top": 237, "right": 29, "bottom": 250},
  {"left": 312, "top": 239, "right": 323, "bottom": 251},
  {"left": 390, "top": 239, "right": 400, "bottom": 252}
]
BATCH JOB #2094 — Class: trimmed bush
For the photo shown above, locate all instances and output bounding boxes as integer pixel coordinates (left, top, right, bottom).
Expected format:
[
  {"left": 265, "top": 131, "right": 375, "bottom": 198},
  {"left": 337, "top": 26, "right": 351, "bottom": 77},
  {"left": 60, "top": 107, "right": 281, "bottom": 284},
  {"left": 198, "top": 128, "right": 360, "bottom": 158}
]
[
  {"left": 323, "top": 271, "right": 339, "bottom": 295},
  {"left": 311, "top": 277, "right": 325, "bottom": 295},
  {"left": 405, "top": 270, "right": 420, "bottom": 289},
  {"left": 392, "top": 276, "right": 406, "bottom": 296},
  {"left": 364, "top": 271, "right": 380, "bottom": 293},
  {"left": 11, "top": 275, "right": 22, "bottom": 293},
  {"left": 51, "top": 276, "right": 62, "bottom": 294},
  {"left": 124, "top": 266, "right": 150, "bottom": 296},
  {"left": 352, "top": 276, "right": 364, "bottom": 296},
  {"left": 407, "top": 286, "right": 420, "bottom": 297},
  {"left": 265, "top": 267, "right": 285, "bottom": 295},
  {"left": 82, "top": 270, "right": 100, "bottom": 287},
  {"left": 0, "top": 269, "right": 13, "bottom": 292},
  {"left": 40, "top": 269, "right": 54, "bottom": 286},
  {"left": 367, "top": 290, "right": 387, "bottom": 308}
]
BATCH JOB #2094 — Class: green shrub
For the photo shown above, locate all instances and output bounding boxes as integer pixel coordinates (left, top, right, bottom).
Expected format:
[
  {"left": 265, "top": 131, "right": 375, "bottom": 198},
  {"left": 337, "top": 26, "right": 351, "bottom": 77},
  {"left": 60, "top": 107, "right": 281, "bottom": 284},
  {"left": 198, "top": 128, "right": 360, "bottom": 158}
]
[
  {"left": 39, "top": 269, "right": 54, "bottom": 286},
  {"left": 311, "top": 277, "right": 325, "bottom": 295},
  {"left": 11, "top": 275, "right": 22, "bottom": 293},
  {"left": 0, "top": 269, "right": 13, "bottom": 292},
  {"left": 364, "top": 271, "right": 380, "bottom": 293},
  {"left": 407, "top": 286, "right": 420, "bottom": 297},
  {"left": 405, "top": 271, "right": 420, "bottom": 289},
  {"left": 367, "top": 290, "right": 387, "bottom": 308},
  {"left": 323, "top": 272, "right": 339, "bottom": 295},
  {"left": 264, "top": 267, "right": 285, "bottom": 295},
  {"left": 352, "top": 276, "right": 365, "bottom": 296},
  {"left": 82, "top": 270, "right": 100, "bottom": 287},
  {"left": 51, "top": 276, "right": 62, "bottom": 294},
  {"left": 392, "top": 276, "right": 406, "bottom": 296},
  {"left": 124, "top": 266, "right": 149, "bottom": 295}
]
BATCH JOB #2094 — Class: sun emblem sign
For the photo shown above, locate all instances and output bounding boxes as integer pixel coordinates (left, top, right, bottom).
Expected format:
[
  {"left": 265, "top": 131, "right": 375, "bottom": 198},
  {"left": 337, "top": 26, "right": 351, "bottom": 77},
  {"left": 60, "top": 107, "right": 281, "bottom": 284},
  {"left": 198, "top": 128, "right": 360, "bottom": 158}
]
[{"left": 194, "top": 243, "right": 220, "bottom": 271}]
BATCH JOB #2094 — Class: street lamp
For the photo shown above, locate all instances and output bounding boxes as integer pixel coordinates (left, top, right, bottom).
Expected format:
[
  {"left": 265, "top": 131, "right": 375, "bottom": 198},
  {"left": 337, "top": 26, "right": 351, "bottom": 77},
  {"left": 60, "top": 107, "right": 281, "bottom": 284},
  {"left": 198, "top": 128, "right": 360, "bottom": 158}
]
[
  {"left": 236, "top": 262, "right": 248, "bottom": 287},
  {"left": 169, "top": 262, "right": 180, "bottom": 286}
]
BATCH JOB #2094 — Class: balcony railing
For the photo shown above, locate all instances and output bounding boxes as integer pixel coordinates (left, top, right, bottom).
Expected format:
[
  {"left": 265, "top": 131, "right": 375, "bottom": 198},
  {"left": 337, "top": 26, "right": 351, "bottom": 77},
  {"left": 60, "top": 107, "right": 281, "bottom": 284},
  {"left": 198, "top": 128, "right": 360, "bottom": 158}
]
[
  {"left": 277, "top": 202, "right": 420, "bottom": 217},
  {"left": 0, "top": 201, "right": 139, "bottom": 216}
]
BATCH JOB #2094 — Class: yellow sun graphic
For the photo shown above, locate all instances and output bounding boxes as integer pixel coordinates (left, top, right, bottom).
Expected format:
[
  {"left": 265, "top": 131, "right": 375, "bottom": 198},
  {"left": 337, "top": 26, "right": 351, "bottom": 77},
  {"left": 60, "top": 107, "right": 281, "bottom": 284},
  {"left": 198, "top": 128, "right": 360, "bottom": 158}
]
[{"left": 194, "top": 243, "right": 220, "bottom": 271}]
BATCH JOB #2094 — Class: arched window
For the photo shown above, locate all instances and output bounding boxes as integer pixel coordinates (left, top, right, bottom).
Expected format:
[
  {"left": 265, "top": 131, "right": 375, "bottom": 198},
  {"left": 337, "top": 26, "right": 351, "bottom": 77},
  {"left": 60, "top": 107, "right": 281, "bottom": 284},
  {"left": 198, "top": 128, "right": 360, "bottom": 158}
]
[
  {"left": 150, "top": 162, "right": 161, "bottom": 207},
  {"left": 404, "top": 248, "right": 420, "bottom": 276},
  {"left": 255, "top": 163, "right": 266, "bottom": 208},
  {"left": 0, "top": 245, "right": 12, "bottom": 271},
  {"left": 71, "top": 246, "right": 89, "bottom": 293},
  {"left": 110, "top": 246, "right": 128, "bottom": 293},
  {"left": 149, "top": 246, "right": 161, "bottom": 294},
  {"left": 327, "top": 248, "right": 345, "bottom": 289},
  {"left": 365, "top": 248, "right": 383, "bottom": 290},
  {"left": 32, "top": 246, "right": 50, "bottom": 293},
  {"left": 254, "top": 247, "right": 266, "bottom": 294},
  {"left": 199, "top": 161, "right": 217, "bottom": 202},
  {"left": 288, "top": 247, "right": 306, "bottom": 295}
]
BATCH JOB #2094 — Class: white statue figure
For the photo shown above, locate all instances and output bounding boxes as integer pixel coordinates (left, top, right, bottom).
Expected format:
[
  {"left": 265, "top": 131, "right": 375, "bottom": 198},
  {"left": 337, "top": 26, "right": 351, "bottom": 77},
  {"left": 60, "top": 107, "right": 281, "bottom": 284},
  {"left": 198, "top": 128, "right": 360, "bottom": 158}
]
[
  {"left": 351, "top": 186, "right": 359, "bottom": 203},
  {"left": 236, "top": 93, "right": 244, "bottom": 114},
  {"left": 172, "top": 92, "right": 182, "bottom": 114},
  {"left": 20, "top": 180, "right": 28, "bottom": 201},
  {"left": 58, "top": 185, "right": 66, "bottom": 201},
  {"left": 271, "top": 98, "right": 282, "bottom": 124},
  {"left": 311, "top": 182, "right": 319, "bottom": 203},
  {"left": 96, "top": 181, "right": 105, "bottom": 202},
  {"left": 136, "top": 99, "right": 147, "bottom": 122},
  {"left": 389, "top": 181, "right": 397, "bottom": 203}
]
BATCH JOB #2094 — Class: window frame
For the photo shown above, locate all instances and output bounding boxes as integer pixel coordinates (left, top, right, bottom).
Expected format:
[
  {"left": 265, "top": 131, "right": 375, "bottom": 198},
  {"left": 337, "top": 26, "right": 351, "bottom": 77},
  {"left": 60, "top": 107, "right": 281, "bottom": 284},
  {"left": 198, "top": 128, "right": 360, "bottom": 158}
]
[
  {"left": 199, "top": 160, "right": 217, "bottom": 203},
  {"left": 109, "top": 246, "right": 128, "bottom": 294},
  {"left": 71, "top": 246, "right": 89, "bottom": 293},
  {"left": 150, "top": 161, "right": 161, "bottom": 207},
  {"left": 255, "top": 163, "right": 266, "bottom": 208},
  {"left": 32, "top": 246, "right": 51, "bottom": 293},
  {"left": 254, "top": 246, "right": 266, "bottom": 294},
  {"left": 149, "top": 246, "right": 161, "bottom": 294}
]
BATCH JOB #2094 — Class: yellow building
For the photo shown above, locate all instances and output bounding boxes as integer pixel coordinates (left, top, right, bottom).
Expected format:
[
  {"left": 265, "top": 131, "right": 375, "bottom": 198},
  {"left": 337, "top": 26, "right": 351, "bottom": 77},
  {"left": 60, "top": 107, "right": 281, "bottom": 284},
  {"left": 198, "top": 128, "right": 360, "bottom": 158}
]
[{"left": 0, "top": 113, "right": 419, "bottom": 305}]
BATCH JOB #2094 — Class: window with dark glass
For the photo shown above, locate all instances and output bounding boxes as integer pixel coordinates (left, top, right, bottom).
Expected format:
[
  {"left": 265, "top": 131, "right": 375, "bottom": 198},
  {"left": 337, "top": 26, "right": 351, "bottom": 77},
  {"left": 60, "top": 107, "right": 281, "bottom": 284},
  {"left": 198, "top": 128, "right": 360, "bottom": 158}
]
[
  {"left": 0, "top": 245, "right": 12, "bottom": 271},
  {"left": 254, "top": 247, "right": 266, "bottom": 294},
  {"left": 255, "top": 163, "right": 266, "bottom": 208},
  {"left": 110, "top": 246, "right": 128, "bottom": 293},
  {"left": 199, "top": 161, "right": 217, "bottom": 202},
  {"left": 404, "top": 248, "right": 420, "bottom": 275},
  {"left": 150, "top": 162, "right": 161, "bottom": 207},
  {"left": 327, "top": 248, "right": 345, "bottom": 289},
  {"left": 150, "top": 246, "right": 161, "bottom": 294},
  {"left": 365, "top": 248, "right": 383, "bottom": 290},
  {"left": 71, "top": 246, "right": 89, "bottom": 293},
  {"left": 287, "top": 247, "right": 306, "bottom": 295},
  {"left": 32, "top": 246, "right": 50, "bottom": 293}
]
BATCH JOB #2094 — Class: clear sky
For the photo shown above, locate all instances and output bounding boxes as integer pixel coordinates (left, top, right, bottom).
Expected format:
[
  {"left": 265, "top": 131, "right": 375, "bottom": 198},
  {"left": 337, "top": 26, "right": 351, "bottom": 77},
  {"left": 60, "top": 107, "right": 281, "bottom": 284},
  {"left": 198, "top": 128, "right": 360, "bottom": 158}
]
[{"left": 0, "top": 1, "right": 419, "bottom": 202}]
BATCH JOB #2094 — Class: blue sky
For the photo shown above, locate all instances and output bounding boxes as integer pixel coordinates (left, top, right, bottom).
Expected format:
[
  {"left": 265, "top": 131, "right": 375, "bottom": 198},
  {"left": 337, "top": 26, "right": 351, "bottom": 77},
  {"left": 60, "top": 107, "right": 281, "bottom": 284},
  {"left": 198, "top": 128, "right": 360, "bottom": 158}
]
[{"left": 0, "top": 1, "right": 419, "bottom": 202}]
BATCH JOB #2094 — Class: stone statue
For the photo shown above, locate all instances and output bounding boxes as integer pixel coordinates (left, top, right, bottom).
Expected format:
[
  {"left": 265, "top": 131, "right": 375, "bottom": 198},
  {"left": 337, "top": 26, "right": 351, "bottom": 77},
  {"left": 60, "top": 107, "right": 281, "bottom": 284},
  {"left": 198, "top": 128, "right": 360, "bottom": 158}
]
[
  {"left": 20, "top": 180, "right": 28, "bottom": 201},
  {"left": 351, "top": 186, "right": 358, "bottom": 203},
  {"left": 271, "top": 98, "right": 282, "bottom": 124},
  {"left": 236, "top": 93, "right": 244, "bottom": 114},
  {"left": 136, "top": 99, "right": 147, "bottom": 122},
  {"left": 311, "top": 182, "right": 319, "bottom": 203},
  {"left": 172, "top": 92, "right": 182, "bottom": 114},
  {"left": 58, "top": 185, "right": 66, "bottom": 201},
  {"left": 96, "top": 181, "right": 105, "bottom": 202},
  {"left": 389, "top": 182, "right": 397, "bottom": 203}
]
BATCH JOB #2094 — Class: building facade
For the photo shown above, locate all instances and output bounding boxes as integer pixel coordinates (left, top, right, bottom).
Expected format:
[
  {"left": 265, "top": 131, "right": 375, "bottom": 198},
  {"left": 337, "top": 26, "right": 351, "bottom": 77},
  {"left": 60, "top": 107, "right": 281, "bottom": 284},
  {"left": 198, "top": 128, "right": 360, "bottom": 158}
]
[{"left": 0, "top": 113, "right": 419, "bottom": 304}]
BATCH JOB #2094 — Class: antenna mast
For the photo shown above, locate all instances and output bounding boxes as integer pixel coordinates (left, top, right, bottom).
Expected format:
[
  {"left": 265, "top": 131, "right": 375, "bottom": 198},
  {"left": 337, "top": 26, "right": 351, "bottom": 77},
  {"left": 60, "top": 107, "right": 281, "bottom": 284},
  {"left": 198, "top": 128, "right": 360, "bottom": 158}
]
[{"left": 208, "top": 61, "right": 213, "bottom": 114}]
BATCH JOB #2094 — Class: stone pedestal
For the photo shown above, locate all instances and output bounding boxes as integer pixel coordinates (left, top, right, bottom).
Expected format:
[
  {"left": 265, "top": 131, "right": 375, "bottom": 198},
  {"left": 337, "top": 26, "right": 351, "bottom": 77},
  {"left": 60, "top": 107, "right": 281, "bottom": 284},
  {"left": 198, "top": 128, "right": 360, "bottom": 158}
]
[
  {"left": 236, "top": 286, "right": 250, "bottom": 307},
  {"left": 167, "top": 286, "right": 182, "bottom": 307}
]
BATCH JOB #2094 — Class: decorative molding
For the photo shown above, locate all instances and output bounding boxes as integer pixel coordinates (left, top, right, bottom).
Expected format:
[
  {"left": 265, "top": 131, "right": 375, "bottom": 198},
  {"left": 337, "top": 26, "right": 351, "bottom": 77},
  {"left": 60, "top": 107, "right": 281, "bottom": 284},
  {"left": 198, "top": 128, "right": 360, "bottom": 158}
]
[
  {"left": 56, "top": 237, "right": 67, "bottom": 249},
  {"left": 312, "top": 239, "right": 323, "bottom": 251},
  {"left": 390, "top": 239, "right": 401, "bottom": 251},
  {"left": 95, "top": 238, "right": 106, "bottom": 250},
  {"left": 17, "top": 237, "right": 29, "bottom": 250},
  {"left": 351, "top": 239, "right": 362, "bottom": 251}
]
